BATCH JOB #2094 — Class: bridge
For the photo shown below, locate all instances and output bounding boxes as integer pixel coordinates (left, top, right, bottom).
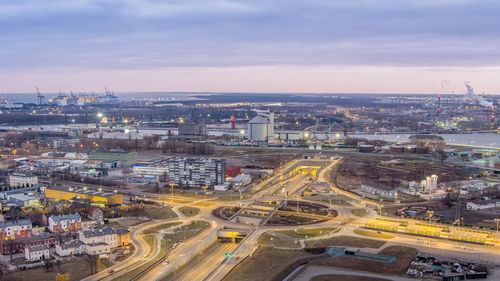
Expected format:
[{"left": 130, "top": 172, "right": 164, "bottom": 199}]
[{"left": 217, "top": 228, "right": 251, "bottom": 242}]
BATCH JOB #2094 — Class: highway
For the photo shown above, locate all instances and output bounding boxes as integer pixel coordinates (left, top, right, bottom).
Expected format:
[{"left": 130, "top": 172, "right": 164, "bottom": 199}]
[
  {"left": 172, "top": 242, "right": 238, "bottom": 281},
  {"left": 81, "top": 216, "right": 182, "bottom": 281},
  {"left": 79, "top": 156, "right": 500, "bottom": 281}
]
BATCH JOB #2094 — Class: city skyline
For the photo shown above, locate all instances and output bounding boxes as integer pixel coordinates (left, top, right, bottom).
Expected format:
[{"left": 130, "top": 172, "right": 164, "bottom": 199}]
[{"left": 2, "top": 0, "right": 500, "bottom": 94}]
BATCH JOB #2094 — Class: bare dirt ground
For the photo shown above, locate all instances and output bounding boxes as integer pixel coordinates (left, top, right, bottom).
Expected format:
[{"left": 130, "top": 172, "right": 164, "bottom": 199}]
[{"left": 312, "top": 246, "right": 418, "bottom": 276}]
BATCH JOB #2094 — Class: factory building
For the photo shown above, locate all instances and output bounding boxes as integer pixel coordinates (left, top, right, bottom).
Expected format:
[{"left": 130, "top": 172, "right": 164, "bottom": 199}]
[
  {"left": 45, "top": 186, "right": 123, "bottom": 206},
  {"left": 248, "top": 112, "right": 274, "bottom": 142},
  {"left": 168, "top": 158, "right": 226, "bottom": 188},
  {"left": 178, "top": 120, "right": 206, "bottom": 136}
]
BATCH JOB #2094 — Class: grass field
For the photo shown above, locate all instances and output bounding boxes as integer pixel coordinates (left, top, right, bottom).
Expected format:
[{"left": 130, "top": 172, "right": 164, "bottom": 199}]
[
  {"left": 7, "top": 257, "right": 112, "bottom": 281},
  {"left": 164, "top": 220, "right": 210, "bottom": 241},
  {"left": 353, "top": 229, "right": 394, "bottom": 239},
  {"left": 259, "top": 233, "right": 303, "bottom": 249},
  {"left": 179, "top": 206, "right": 200, "bottom": 217},
  {"left": 191, "top": 201, "right": 216, "bottom": 207},
  {"left": 305, "top": 235, "right": 386, "bottom": 249},
  {"left": 225, "top": 247, "right": 307, "bottom": 281},
  {"left": 143, "top": 222, "right": 182, "bottom": 234},
  {"left": 277, "top": 227, "right": 338, "bottom": 238},
  {"left": 213, "top": 194, "right": 251, "bottom": 201},
  {"left": 143, "top": 206, "right": 178, "bottom": 220}
]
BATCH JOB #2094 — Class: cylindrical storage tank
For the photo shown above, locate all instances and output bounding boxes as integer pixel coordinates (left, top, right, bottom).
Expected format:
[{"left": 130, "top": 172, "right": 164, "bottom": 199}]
[{"left": 248, "top": 115, "right": 269, "bottom": 141}]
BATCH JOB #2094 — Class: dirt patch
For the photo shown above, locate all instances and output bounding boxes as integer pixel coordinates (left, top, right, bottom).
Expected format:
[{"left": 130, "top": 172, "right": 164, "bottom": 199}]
[
  {"left": 311, "top": 274, "right": 391, "bottom": 281},
  {"left": 265, "top": 213, "right": 325, "bottom": 226},
  {"left": 353, "top": 229, "right": 394, "bottom": 239},
  {"left": 212, "top": 206, "right": 240, "bottom": 220},
  {"left": 312, "top": 246, "right": 418, "bottom": 276},
  {"left": 278, "top": 201, "right": 331, "bottom": 216}
]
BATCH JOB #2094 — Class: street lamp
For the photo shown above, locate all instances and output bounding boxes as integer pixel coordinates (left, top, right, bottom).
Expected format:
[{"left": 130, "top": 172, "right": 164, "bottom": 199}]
[{"left": 97, "top": 112, "right": 103, "bottom": 119}]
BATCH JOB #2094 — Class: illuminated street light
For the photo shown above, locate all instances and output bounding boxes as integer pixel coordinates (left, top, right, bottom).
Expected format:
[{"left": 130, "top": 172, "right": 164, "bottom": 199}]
[{"left": 97, "top": 112, "right": 103, "bottom": 118}]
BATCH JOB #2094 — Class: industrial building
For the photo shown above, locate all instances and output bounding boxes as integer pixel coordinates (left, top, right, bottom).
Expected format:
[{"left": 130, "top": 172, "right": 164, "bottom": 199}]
[
  {"left": 168, "top": 157, "right": 226, "bottom": 188},
  {"left": 45, "top": 186, "right": 123, "bottom": 206},
  {"left": 7, "top": 194, "right": 38, "bottom": 207},
  {"left": 52, "top": 138, "right": 80, "bottom": 149},
  {"left": 178, "top": 120, "right": 206, "bottom": 136},
  {"left": 248, "top": 112, "right": 274, "bottom": 142}
]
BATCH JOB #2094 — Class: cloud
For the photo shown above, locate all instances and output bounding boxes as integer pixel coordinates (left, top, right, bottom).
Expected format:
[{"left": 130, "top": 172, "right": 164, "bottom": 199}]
[{"left": 1, "top": 0, "right": 500, "bottom": 71}]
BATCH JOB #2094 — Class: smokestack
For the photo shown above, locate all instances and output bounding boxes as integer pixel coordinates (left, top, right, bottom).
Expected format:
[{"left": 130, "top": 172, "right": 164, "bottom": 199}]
[
  {"left": 231, "top": 116, "right": 235, "bottom": 129},
  {"left": 437, "top": 94, "right": 441, "bottom": 113}
]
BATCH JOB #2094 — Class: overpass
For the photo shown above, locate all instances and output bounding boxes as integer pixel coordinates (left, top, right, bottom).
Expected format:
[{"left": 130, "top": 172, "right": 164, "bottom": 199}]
[{"left": 217, "top": 228, "right": 251, "bottom": 242}]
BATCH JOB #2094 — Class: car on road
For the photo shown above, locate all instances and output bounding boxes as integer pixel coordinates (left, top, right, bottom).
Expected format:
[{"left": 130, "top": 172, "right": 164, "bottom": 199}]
[
  {"left": 163, "top": 260, "right": 169, "bottom": 265},
  {"left": 108, "top": 270, "right": 114, "bottom": 275}
]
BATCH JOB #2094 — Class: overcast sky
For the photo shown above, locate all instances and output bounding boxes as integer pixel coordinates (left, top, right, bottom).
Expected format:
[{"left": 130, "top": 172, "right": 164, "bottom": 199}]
[{"left": 1, "top": 0, "right": 500, "bottom": 94}]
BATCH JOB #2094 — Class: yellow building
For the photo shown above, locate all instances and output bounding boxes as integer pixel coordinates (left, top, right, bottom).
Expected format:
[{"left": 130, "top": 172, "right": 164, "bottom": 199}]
[
  {"left": 116, "top": 228, "right": 131, "bottom": 246},
  {"left": 45, "top": 186, "right": 123, "bottom": 206}
]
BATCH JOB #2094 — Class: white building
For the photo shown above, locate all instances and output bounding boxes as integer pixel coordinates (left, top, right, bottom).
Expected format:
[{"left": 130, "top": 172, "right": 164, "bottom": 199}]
[
  {"left": 0, "top": 219, "right": 32, "bottom": 240},
  {"left": 56, "top": 240, "right": 86, "bottom": 257},
  {"left": 466, "top": 199, "right": 500, "bottom": 211},
  {"left": 229, "top": 174, "right": 252, "bottom": 187},
  {"left": 79, "top": 227, "right": 117, "bottom": 248},
  {"left": 9, "top": 172, "right": 38, "bottom": 188},
  {"left": 168, "top": 157, "right": 226, "bottom": 188},
  {"left": 53, "top": 138, "right": 80, "bottom": 149},
  {"left": 86, "top": 242, "right": 110, "bottom": 255},
  {"left": 133, "top": 165, "right": 168, "bottom": 176},
  {"left": 48, "top": 213, "right": 82, "bottom": 233},
  {"left": 25, "top": 245, "right": 50, "bottom": 262}
]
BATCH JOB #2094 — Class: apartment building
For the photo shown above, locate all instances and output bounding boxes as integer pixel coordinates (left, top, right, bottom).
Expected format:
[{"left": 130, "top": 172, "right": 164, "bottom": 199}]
[{"left": 168, "top": 157, "right": 226, "bottom": 188}]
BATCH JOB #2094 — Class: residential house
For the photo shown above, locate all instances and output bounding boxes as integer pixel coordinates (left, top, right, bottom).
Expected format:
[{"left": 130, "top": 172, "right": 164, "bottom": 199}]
[
  {"left": 0, "top": 219, "right": 32, "bottom": 240},
  {"left": 24, "top": 245, "right": 50, "bottom": 262},
  {"left": 48, "top": 213, "right": 82, "bottom": 233},
  {"left": 56, "top": 240, "right": 86, "bottom": 257}
]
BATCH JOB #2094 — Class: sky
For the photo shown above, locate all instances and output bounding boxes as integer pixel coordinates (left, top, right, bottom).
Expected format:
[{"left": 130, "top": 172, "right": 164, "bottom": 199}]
[{"left": 1, "top": 0, "right": 500, "bottom": 94}]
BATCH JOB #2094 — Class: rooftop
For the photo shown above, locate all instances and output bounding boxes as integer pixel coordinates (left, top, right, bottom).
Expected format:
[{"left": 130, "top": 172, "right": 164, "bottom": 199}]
[
  {"left": 249, "top": 115, "right": 270, "bottom": 124},
  {"left": 47, "top": 185, "right": 119, "bottom": 198},
  {"left": 27, "top": 244, "right": 49, "bottom": 252},
  {"left": 82, "top": 227, "right": 116, "bottom": 238},
  {"left": 0, "top": 219, "right": 32, "bottom": 229},
  {"left": 60, "top": 240, "right": 85, "bottom": 249},
  {"left": 50, "top": 213, "right": 81, "bottom": 222}
]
